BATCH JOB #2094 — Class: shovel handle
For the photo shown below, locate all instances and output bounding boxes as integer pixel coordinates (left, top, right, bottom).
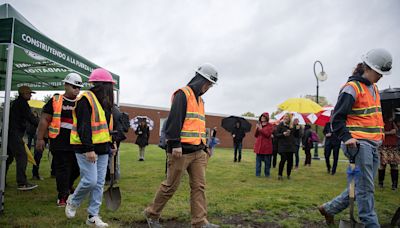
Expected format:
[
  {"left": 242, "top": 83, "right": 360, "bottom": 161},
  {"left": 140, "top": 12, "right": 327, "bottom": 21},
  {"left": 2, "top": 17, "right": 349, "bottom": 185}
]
[{"left": 110, "top": 153, "right": 115, "bottom": 175}]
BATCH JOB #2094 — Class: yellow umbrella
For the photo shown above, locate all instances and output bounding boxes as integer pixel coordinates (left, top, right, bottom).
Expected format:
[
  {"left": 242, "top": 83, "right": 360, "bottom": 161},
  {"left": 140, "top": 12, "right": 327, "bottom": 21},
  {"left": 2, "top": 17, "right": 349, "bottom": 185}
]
[
  {"left": 24, "top": 143, "right": 37, "bottom": 166},
  {"left": 278, "top": 98, "right": 322, "bottom": 114},
  {"left": 28, "top": 99, "right": 45, "bottom": 109}
]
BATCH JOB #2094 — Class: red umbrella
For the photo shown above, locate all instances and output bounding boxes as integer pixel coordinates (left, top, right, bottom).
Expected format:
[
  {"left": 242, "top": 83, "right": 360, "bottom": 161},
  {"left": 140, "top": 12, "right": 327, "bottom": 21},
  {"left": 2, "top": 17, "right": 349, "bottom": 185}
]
[{"left": 308, "top": 106, "right": 334, "bottom": 126}]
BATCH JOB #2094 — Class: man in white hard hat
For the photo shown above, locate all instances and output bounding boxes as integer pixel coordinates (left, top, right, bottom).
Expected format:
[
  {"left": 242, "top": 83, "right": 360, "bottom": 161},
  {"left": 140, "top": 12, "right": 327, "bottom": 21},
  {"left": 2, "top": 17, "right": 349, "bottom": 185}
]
[
  {"left": 6, "top": 86, "right": 39, "bottom": 191},
  {"left": 318, "top": 48, "right": 393, "bottom": 227},
  {"left": 36, "top": 72, "right": 83, "bottom": 206},
  {"left": 144, "top": 63, "right": 220, "bottom": 228}
]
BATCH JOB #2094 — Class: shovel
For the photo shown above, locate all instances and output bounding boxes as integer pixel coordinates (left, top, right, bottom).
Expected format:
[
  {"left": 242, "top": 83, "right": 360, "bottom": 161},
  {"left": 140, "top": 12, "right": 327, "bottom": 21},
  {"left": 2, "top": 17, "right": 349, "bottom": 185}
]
[
  {"left": 339, "top": 145, "right": 364, "bottom": 228},
  {"left": 104, "top": 153, "right": 121, "bottom": 211}
]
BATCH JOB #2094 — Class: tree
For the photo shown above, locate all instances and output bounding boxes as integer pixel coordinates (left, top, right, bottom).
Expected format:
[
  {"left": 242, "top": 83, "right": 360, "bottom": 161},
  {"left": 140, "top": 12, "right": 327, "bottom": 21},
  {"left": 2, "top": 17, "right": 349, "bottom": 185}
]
[
  {"left": 304, "top": 95, "right": 330, "bottom": 107},
  {"left": 241, "top": 112, "right": 255, "bottom": 117},
  {"left": 43, "top": 94, "right": 53, "bottom": 103}
]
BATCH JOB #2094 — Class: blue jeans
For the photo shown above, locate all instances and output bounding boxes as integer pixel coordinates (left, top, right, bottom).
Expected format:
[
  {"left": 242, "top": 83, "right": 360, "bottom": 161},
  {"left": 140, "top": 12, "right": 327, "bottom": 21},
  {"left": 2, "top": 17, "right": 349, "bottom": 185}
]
[
  {"left": 69, "top": 153, "right": 109, "bottom": 216},
  {"left": 323, "top": 141, "right": 380, "bottom": 228},
  {"left": 256, "top": 154, "right": 272, "bottom": 177}
]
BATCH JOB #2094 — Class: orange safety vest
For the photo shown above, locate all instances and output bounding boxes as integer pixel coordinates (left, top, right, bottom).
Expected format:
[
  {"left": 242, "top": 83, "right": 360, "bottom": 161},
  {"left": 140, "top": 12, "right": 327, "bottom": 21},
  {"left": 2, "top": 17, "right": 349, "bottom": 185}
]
[
  {"left": 70, "top": 91, "right": 113, "bottom": 145},
  {"left": 345, "top": 81, "right": 384, "bottom": 141},
  {"left": 173, "top": 86, "right": 207, "bottom": 145},
  {"left": 48, "top": 94, "right": 63, "bottom": 139}
]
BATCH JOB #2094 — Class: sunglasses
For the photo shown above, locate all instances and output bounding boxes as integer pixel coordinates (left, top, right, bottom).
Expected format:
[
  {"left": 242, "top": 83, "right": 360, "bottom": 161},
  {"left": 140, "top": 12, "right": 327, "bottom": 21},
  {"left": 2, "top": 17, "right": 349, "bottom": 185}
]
[{"left": 68, "top": 84, "right": 81, "bottom": 89}]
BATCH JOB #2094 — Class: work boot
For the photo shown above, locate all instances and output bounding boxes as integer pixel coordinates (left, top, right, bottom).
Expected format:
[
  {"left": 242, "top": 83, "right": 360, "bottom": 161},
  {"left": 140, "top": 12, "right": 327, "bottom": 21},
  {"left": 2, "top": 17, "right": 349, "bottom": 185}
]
[
  {"left": 378, "top": 169, "right": 385, "bottom": 188},
  {"left": 143, "top": 210, "right": 162, "bottom": 228},
  {"left": 391, "top": 169, "right": 398, "bottom": 190},
  {"left": 318, "top": 205, "right": 334, "bottom": 225}
]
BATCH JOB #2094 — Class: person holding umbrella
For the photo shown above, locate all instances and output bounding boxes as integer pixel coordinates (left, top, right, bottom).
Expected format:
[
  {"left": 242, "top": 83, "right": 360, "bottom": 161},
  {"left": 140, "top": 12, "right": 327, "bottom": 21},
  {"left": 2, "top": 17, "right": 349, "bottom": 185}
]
[
  {"left": 232, "top": 121, "right": 246, "bottom": 162},
  {"left": 318, "top": 49, "right": 392, "bottom": 227},
  {"left": 378, "top": 110, "right": 399, "bottom": 190},
  {"left": 144, "top": 63, "right": 220, "bottom": 228},
  {"left": 65, "top": 68, "right": 116, "bottom": 227},
  {"left": 135, "top": 120, "right": 150, "bottom": 161}
]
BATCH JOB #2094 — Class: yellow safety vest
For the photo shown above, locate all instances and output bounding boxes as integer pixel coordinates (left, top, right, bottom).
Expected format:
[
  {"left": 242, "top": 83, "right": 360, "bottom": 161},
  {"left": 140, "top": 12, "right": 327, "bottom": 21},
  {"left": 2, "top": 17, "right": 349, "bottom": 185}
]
[{"left": 70, "top": 91, "right": 113, "bottom": 145}]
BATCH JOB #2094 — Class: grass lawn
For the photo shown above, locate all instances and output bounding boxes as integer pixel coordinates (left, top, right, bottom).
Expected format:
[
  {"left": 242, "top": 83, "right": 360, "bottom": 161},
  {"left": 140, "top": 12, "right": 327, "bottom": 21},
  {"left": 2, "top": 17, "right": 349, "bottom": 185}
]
[{"left": 0, "top": 143, "right": 398, "bottom": 227}]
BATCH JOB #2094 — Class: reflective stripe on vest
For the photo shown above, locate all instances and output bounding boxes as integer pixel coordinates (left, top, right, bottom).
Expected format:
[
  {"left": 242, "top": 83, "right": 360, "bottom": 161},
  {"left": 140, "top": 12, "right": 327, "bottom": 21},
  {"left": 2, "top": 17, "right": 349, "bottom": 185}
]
[
  {"left": 48, "top": 94, "right": 63, "bottom": 139},
  {"left": 174, "top": 86, "right": 207, "bottom": 145},
  {"left": 345, "top": 81, "right": 384, "bottom": 141},
  {"left": 70, "top": 91, "right": 113, "bottom": 145}
]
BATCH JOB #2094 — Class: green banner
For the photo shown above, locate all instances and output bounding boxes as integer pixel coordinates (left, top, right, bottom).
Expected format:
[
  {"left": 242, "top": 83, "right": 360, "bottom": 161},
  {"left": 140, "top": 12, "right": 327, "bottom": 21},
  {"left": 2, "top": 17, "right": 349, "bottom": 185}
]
[{"left": 11, "top": 19, "right": 120, "bottom": 87}]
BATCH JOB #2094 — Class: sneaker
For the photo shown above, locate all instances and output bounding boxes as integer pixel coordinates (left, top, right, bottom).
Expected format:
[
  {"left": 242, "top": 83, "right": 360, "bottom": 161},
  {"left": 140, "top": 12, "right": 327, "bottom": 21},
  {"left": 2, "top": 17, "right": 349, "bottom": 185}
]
[
  {"left": 144, "top": 210, "right": 162, "bottom": 228},
  {"left": 32, "top": 175, "right": 44, "bottom": 180},
  {"left": 86, "top": 215, "right": 109, "bottom": 227},
  {"left": 318, "top": 205, "right": 334, "bottom": 225},
  {"left": 277, "top": 175, "right": 283, "bottom": 180},
  {"left": 57, "top": 196, "right": 67, "bottom": 207},
  {"left": 65, "top": 195, "right": 78, "bottom": 218},
  {"left": 17, "top": 183, "right": 38, "bottom": 191},
  {"left": 201, "top": 223, "right": 220, "bottom": 228}
]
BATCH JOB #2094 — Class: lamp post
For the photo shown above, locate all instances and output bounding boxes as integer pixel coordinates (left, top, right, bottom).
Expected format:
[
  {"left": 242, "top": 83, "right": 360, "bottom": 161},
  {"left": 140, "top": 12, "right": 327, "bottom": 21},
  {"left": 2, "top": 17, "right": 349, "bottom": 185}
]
[{"left": 313, "top": 60, "right": 327, "bottom": 159}]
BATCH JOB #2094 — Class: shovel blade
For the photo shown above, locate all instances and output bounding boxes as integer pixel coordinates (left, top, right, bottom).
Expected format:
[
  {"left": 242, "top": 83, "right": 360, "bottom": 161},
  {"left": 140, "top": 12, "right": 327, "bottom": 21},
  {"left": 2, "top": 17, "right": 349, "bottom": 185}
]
[
  {"left": 339, "top": 220, "right": 365, "bottom": 228},
  {"left": 104, "top": 186, "right": 121, "bottom": 211}
]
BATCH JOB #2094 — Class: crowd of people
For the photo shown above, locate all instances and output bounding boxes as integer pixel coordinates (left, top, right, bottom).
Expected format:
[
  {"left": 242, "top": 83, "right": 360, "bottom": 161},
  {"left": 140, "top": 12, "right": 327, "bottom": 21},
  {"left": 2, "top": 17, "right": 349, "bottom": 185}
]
[{"left": 4, "top": 48, "right": 399, "bottom": 227}]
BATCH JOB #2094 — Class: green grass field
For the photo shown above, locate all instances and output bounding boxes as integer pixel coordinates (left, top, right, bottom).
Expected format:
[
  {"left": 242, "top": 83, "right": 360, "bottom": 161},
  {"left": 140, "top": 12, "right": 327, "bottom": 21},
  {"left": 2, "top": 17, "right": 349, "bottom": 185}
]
[{"left": 0, "top": 144, "right": 398, "bottom": 227}]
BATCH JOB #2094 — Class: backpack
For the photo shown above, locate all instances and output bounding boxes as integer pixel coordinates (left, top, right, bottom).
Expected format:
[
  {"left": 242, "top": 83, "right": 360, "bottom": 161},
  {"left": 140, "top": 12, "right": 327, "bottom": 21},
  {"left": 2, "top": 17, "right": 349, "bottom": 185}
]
[
  {"left": 120, "top": 112, "right": 130, "bottom": 133},
  {"left": 310, "top": 131, "right": 320, "bottom": 142}
]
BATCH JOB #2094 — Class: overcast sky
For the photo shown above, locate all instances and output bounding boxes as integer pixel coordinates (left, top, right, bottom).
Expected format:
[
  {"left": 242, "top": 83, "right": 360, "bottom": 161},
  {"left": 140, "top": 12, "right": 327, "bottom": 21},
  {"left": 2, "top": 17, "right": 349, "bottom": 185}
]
[{"left": 5, "top": 0, "right": 400, "bottom": 116}]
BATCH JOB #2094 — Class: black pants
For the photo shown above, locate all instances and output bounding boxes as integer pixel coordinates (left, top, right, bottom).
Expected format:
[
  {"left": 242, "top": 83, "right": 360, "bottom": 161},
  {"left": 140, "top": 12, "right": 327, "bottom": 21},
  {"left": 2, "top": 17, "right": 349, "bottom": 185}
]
[
  {"left": 272, "top": 148, "right": 278, "bottom": 168},
  {"left": 6, "top": 131, "right": 28, "bottom": 185},
  {"left": 304, "top": 148, "right": 312, "bottom": 165},
  {"left": 27, "top": 134, "right": 36, "bottom": 151},
  {"left": 324, "top": 143, "right": 340, "bottom": 174},
  {"left": 32, "top": 148, "right": 43, "bottom": 177},
  {"left": 278, "top": 152, "right": 294, "bottom": 177},
  {"left": 53, "top": 149, "right": 80, "bottom": 199},
  {"left": 233, "top": 141, "right": 242, "bottom": 161}
]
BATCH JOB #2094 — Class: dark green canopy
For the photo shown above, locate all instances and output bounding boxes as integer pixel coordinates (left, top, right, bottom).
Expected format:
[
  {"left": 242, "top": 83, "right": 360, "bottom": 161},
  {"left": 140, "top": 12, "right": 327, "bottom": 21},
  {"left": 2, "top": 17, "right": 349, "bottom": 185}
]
[{"left": 0, "top": 4, "right": 120, "bottom": 90}]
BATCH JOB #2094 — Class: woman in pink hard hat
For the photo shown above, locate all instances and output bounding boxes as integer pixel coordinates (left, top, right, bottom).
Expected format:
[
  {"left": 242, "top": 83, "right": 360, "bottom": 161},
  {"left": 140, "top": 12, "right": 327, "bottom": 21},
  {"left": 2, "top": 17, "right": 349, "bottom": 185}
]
[{"left": 65, "top": 68, "right": 116, "bottom": 227}]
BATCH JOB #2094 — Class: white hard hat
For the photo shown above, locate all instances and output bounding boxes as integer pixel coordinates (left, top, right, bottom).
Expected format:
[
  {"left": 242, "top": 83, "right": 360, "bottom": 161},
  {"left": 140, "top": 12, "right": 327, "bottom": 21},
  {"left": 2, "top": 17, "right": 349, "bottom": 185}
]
[
  {"left": 196, "top": 63, "right": 218, "bottom": 84},
  {"left": 62, "top": 73, "right": 83, "bottom": 87},
  {"left": 361, "top": 48, "right": 392, "bottom": 75}
]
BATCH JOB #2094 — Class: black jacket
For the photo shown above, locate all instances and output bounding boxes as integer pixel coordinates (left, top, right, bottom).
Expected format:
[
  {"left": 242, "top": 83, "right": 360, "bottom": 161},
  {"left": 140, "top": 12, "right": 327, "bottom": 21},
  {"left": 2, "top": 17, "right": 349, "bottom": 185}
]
[
  {"left": 165, "top": 74, "right": 209, "bottom": 154},
  {"left": 9, "top": 96, "right": 38, "bottom": 136},
  {"left": 331, "top": 75, "right": 372, "bottom": 143},
  {"left": 135, "top": 125, "right": 150, "bottom": 147},
  {"left": 275, "top": 122, "right": 297, "bottom": 153},
  {"left": 323, "top": 122, "right": 340, "bottom": 145},
  {"left": 302, "top": 126, "right": 314, "bottom": 150},
  {"left": 232, "top": 127, "right": 246, "bottom": 143}
]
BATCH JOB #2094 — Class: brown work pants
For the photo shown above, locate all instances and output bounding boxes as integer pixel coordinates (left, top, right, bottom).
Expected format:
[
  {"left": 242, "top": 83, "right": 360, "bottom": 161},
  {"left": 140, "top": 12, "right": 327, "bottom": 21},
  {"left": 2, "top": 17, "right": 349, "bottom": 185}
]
[{"left": 145, "top": 150, "right": 209, "bottom": 227}]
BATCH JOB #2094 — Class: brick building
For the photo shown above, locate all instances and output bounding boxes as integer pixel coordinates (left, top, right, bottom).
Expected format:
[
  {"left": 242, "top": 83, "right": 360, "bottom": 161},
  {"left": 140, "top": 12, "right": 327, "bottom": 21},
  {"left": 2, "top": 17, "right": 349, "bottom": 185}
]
[{"left": 120, "top": 103, "right": 258, "bottom": 149}]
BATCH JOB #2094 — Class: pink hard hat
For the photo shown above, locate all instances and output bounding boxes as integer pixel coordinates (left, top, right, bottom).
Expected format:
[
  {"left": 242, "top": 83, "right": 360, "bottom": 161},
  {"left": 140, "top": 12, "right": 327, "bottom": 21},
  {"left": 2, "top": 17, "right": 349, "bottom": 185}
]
[{"left": 88, "top": 68, "right": 115, "bottom": 84}]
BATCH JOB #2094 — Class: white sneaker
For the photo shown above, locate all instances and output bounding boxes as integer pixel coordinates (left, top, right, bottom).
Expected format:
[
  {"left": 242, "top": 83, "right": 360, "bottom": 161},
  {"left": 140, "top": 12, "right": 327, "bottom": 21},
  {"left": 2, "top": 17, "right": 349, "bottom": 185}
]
[
  {"left": 86, "top": 216, "right": 109, "bottom": 227},
  {"left": 65, "top": 195, "right": 78, "bottom": 219}
]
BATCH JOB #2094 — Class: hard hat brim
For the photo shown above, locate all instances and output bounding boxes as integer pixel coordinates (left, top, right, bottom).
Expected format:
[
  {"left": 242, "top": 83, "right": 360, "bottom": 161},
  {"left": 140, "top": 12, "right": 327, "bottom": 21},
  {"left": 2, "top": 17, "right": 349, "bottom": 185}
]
[
  {"left": 195, "top": 70, "right": 218, "bottom": 84},
  {"left": 62, "top": 80, "right": 84, "bottom": 87},
  {"left": 362, "top": 55, "right": 392, "bottom": 75}
]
